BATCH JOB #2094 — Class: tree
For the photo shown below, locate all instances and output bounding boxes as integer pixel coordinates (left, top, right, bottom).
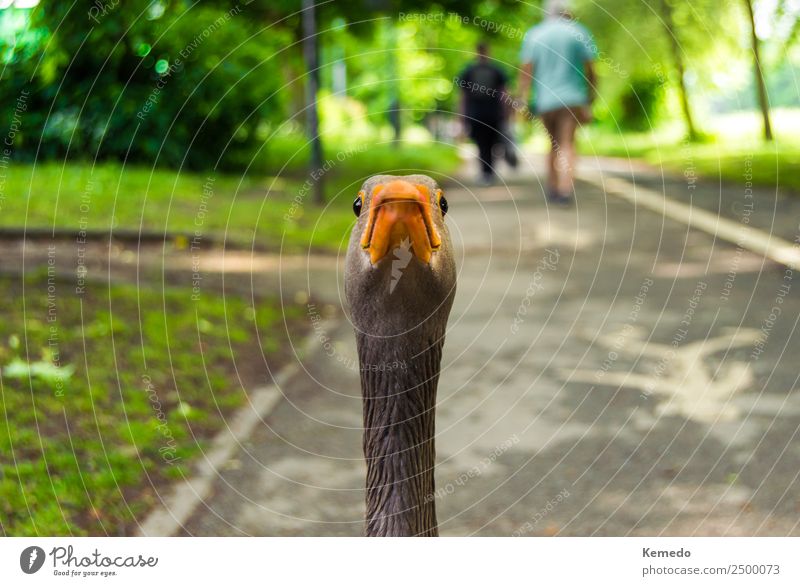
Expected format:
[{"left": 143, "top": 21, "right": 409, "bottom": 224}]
[
  {"left": 657, "top": 0, "right": 698, "bottom": 140},
  {"left": 302, "top": 0, "right": 325, "bottom": 204},
  {"left": 742, "top": 0, "right": 773, "bottom": 141},
  {"left": 575, "top": 0, "right": 689, "bottom": 133}
]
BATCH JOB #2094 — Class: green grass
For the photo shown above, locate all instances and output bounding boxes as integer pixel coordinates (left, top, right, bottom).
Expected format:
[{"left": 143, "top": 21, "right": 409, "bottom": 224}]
[
  {"left": 0, "top": 272, "right": 304, "bottom": 535},
  {"left": 551, "top": 109, "right": 800, "bottom": 193},
  {"left": 0, "top": 141, "right": 461, "bottom": 252}
]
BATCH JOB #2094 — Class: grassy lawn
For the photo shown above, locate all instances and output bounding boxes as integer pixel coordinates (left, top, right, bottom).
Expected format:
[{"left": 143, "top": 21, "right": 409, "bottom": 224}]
[
  {"left": 0, "top": 272, "right": 304, "bottom": 536},
  {"left": 0, "top": 142, "right": 462, "bottom": 252},
  {"left": 569, "top": 109, "right": 800, "bottom": 193}
]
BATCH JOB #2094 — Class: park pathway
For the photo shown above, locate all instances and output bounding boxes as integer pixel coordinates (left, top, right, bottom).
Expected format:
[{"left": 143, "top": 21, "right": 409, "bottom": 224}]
[{"left": 135, "top": 154, "right": 800, "bottom": 536}]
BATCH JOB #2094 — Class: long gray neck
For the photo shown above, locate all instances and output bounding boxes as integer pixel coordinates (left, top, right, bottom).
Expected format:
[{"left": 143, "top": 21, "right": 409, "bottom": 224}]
[{"left": 356, "top": 332, "right": 443, "bottom": 537}]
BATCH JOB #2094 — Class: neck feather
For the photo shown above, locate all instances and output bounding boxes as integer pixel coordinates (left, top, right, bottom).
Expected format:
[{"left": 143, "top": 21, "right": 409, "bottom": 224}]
[{"left": 357, "top": 332, "right": 443, "bottom": 537}]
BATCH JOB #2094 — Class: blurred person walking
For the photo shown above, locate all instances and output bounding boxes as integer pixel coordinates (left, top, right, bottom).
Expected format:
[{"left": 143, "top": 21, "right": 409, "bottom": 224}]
[
  {"left": 458, "top": 42, "right": 510, "bottom": 186},
  {"left": 519, "top": 0, "right": 596, "bottom": 204}
]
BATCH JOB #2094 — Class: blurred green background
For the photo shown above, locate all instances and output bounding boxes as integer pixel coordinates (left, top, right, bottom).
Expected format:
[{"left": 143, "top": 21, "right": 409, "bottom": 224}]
[{"left": 3, "top": 0, "right": 800, "bottom": 192}]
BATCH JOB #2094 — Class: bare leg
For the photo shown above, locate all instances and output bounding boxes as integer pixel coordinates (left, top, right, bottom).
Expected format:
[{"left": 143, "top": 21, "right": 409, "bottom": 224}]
[
  {"left": 541, "top": 112, "right": 559, "bottom": 196},
  {"left": 547, "top": 146, "right": 558, "bottom": 193},
  {"left": 555, "top": 112, "right": 578, "bottom": 196}
]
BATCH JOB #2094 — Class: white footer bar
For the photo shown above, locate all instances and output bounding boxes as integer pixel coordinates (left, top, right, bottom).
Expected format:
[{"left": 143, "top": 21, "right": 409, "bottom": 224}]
[{"left": 2, "top": 537, "right": 798, "bottom": 585}]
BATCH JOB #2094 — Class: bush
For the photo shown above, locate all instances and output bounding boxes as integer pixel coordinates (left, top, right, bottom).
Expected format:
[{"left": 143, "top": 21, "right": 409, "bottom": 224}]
[
  {"left": 1, "top": 2, "right": 292, "bottom": 171},
  {"left": 617, "top": 75, "right": 665, "bottom": 132}
]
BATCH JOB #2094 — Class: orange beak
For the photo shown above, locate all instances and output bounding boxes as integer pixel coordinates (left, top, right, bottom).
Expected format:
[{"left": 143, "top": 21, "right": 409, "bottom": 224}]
[{"left": 360, "top": 180, "right": 442, "bottom": 265}]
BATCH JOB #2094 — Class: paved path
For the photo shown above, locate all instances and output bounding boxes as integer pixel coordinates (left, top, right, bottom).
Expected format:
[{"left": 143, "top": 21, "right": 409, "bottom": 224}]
[{"left": 144, "top": 155, "right": 800, "bottom": 536}]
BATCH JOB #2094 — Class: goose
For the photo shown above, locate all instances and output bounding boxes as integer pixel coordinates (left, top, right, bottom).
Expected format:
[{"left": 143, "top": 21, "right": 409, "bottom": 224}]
[{"left": 344, "top": 175, "right": 456, "bottom": 536}]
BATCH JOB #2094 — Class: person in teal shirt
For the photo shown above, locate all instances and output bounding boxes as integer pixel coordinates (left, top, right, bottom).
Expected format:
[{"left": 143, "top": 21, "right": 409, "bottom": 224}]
[{"left": 519, "top": 0, "right": 597, "bottom": 203}]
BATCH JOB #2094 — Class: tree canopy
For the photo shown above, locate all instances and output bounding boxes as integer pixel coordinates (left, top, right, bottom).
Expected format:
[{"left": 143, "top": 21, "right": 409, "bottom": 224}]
[{"left": 1, "top": 0, "right": 798, "bottom": 170}]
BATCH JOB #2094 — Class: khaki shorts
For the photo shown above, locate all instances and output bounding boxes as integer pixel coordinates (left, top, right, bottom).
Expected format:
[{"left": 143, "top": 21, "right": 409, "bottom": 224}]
[{"left": 539, "top": 106, "right": 588, "bottom": 145}]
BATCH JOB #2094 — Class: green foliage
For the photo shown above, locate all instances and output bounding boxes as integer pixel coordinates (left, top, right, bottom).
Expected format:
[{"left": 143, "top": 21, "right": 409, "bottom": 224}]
[
  {"left": 2, "top": 2, "right": 292, "bottom": 170},
  {"left": 618, "top": 75, "right": 666, "bottom": 131},
  {"left": 574, "top": 0, "right": 742, "bottom": 132},
  {"left": 330, "top": 5, "right": 538, "bottom": 128},
  {"left": 1, "top": 0, "right": 490, "bottom": 179},
  {"left": 2, "top": 0, "right": 797, "bottom": 188}
]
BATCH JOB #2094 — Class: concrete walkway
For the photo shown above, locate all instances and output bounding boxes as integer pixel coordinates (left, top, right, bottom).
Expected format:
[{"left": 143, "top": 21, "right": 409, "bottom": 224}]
[{"left": 143, "top": 155, "right": 800, "bottom": 536}]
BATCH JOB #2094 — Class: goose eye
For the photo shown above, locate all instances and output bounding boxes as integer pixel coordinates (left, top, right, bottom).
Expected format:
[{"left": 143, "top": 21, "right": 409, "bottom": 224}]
[
  {"left": 353, "top": 193, "right": 363, "bottom": 217},
  {"left": 439, "top": 195, "right": 448, "bottom": 216}
]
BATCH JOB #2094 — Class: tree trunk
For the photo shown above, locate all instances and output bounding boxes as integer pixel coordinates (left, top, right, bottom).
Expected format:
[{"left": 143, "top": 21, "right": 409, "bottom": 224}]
[
  {"left": 743, "top": 0, "right": 774, "bottom": 141},
  {"left": 658, "top": 0, "right": 698, "bottom": 141},
  {"left": 387, "top": 23, "right": 401, "bottom": 147},
  {"left": 302, "top": 0, "right": 325, "bottom": 204}
]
